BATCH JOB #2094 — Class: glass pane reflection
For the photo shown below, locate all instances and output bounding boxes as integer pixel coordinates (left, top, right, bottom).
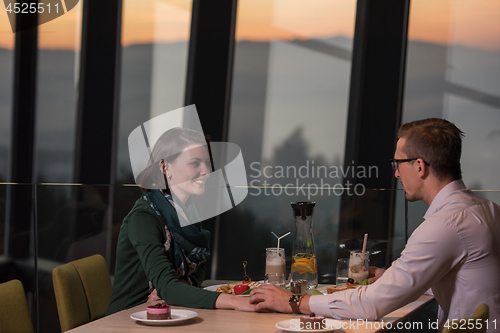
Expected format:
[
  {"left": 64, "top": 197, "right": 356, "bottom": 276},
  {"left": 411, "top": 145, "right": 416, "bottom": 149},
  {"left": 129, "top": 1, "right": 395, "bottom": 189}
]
[
  {"left": 402, "top": 0, "right": 500, "bottom": 237},
  {"left": 34, "top": 184, "right": 141, "bottom": 332},
  {"left": 0, "top": 26, "right": 14, "bottom": 182},
  {"left": 117, "top": 0, "right": 193, "bottom": 184},
  {"left": 223, "top": 0, "right": 356, "bottom": 283},
  {"left": 404, "top": 0, "right": 500, "bottom": 191},
  {"left": 34, "top": 2, "right": 82, "bottom": 183}
]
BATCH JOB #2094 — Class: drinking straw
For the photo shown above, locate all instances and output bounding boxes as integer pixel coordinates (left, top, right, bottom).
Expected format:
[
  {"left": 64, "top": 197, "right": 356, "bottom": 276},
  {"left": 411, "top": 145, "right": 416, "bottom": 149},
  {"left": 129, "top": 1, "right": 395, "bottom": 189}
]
[
  {"left": 360, "top": 233, "right": 368, "bottom": 272},
  {"left": 272, "top": 231, "right": 291, "bottom": 255}
]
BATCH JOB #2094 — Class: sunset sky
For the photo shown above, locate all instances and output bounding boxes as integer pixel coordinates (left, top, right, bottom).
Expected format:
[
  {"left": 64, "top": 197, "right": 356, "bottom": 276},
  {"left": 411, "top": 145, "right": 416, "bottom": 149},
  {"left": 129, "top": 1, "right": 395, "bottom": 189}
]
[{"left": 1, "top": 0, "right": 499, "bottom": 50}]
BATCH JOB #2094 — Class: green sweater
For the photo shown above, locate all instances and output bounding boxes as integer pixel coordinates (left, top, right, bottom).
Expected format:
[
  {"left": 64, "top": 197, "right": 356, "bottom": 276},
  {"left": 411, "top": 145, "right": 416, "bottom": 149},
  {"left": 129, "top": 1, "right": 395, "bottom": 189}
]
[{"left": 106, "top": 197, "right": 220, "bottom": 315}]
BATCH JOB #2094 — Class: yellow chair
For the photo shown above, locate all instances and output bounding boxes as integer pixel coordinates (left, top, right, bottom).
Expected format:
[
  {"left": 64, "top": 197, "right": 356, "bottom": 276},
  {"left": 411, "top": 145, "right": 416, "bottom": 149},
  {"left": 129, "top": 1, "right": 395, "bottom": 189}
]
[
  {"left": 0, "top": 279, "right": 34, "bottom": 333},
  {"left": 53, "top": 254, "right": 112, "bottom": 332},
  {"left": 442, "top": 303, "right": 489, "bottom": 333}
]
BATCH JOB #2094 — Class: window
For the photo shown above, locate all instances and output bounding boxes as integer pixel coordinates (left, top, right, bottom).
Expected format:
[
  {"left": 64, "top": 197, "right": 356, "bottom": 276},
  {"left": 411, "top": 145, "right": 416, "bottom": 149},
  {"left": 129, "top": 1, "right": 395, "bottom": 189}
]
[
  {"left": 116, "top": 0, "right": 193, "bottom": 183},
  {"left": 0, "top": 18, "right": 14, "bottom": 182},
  {"left": 402, "top": 0, "right": 500, "bottom": 233},
  {"left": 34, "top": 2, "right": 82, "bottom": 182},
  {"left": 217, "top": 0, "right": 357, "bottom": 281}
]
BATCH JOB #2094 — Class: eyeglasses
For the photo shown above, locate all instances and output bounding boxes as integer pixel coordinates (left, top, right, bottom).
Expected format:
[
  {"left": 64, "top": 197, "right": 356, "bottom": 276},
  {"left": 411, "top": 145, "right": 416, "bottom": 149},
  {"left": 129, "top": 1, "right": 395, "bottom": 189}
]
[{"left": 390, "top": 158, "right": 430, "bottom": 171}]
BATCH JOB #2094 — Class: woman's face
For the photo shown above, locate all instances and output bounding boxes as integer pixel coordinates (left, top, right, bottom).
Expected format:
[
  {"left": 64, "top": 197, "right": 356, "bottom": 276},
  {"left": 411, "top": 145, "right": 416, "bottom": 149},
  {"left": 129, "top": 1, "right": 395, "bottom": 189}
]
[{"left": 164, "top": 144, "right": 211, "bottom": 203}]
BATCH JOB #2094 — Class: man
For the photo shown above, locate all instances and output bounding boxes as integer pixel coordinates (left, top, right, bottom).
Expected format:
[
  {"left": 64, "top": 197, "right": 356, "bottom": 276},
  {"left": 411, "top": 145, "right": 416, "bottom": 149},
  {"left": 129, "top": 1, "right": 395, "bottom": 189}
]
[{"left": 250, "top": 118, "right": 500, "bottom": 331}]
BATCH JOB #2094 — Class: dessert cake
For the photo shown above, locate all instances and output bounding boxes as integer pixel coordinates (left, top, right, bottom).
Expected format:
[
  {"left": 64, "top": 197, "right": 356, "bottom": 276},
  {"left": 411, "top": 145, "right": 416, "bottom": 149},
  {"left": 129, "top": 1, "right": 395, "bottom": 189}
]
[
  {"left": 300, "top": 313, "right": 326, "bottom": 330},
  {"left": 147, "top": 303, "right": 171, "bottom": 320}
]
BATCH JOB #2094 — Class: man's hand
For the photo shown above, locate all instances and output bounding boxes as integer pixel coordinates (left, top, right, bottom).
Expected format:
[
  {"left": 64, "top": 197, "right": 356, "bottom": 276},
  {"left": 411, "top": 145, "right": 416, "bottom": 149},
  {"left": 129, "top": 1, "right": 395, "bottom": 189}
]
[
  {"left": 368, "top": 266, "right": 385, "bottom": 283},
  {"left": 249, "top": 285, "right": 293, "bottom": 313}
]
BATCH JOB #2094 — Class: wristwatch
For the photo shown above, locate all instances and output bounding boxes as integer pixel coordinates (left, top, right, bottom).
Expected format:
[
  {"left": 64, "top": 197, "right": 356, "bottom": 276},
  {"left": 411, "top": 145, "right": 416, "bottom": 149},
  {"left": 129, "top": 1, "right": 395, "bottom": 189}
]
[{"left": 289, "top": 294, "right": 303, "bottom": 314}]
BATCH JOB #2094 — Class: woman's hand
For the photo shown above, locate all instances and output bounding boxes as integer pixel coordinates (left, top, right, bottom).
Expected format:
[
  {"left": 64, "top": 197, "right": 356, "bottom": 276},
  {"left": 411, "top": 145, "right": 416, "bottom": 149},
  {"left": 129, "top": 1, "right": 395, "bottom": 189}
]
[
  {"left": 214, "top": 293, "right": 257, "bottom": 312},
  {"left": 180, "top": 277, "right": 192, "bottom": 285},
  {"left": 368, "top": 266, "right": 386, "bottom": 283},
  {"left": 147, "top": 289, "right": 162, "bottom": 302}
]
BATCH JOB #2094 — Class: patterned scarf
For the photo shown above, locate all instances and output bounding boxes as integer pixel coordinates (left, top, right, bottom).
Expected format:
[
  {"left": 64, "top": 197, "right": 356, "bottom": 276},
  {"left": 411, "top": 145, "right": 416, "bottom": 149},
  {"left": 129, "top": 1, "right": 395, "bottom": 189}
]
[{"left": 143, "top": 190, "right": 211, "bottom": 281}]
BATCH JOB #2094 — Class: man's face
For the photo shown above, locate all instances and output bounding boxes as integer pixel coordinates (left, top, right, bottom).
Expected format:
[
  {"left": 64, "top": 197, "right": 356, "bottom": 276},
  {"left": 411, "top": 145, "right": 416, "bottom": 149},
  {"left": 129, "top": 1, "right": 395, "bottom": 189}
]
[{"left": 394, "top": 137, "right": 422, "bottom": 202}]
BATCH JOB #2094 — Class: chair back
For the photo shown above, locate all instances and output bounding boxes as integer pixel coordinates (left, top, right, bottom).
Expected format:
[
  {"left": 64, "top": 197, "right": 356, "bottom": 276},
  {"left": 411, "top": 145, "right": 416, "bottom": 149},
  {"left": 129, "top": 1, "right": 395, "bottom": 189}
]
[
  {"left": 0, "top": 279, "right": 34, "bottom": 333},
  {"left": 53, "top": 254, "right": 112, "bottom": 332},
  {"left": 442, "top": 303, "right": 489, "bottom": 333}
]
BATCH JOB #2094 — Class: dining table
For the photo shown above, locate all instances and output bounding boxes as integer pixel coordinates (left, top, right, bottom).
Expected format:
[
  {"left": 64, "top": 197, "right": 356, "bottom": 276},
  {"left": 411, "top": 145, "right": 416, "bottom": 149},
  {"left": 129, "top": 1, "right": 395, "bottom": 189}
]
[{"left": 66, "top": 281, "right": 434, "bottom": 333}]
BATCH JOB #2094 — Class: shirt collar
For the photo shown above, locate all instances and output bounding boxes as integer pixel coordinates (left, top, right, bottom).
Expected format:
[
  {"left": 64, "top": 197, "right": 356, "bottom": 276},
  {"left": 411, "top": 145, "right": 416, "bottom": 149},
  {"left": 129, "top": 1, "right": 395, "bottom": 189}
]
[{"left": 423, "top": 179, "right": 467, "bottom": 219}]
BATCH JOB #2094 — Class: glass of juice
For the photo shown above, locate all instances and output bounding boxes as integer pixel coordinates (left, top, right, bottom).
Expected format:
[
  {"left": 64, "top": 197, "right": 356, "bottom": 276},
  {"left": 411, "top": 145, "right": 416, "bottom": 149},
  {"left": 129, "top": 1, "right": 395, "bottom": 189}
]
[
  {"left": 266, "top": 248, "right": 286, "bottom": 282},
  {"left": 348, "top": 250, "right": 370, "bottom": 283}
]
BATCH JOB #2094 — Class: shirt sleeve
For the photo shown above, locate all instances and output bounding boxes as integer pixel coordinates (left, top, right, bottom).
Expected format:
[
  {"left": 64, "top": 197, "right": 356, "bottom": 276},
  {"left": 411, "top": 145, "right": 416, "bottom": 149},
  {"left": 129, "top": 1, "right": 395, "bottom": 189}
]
[
  {"left": 127, "top": 209, "right": 220, "bottom": 308},
  {"left": 309, "top": 217, "right": 466, "bottom": 319}
]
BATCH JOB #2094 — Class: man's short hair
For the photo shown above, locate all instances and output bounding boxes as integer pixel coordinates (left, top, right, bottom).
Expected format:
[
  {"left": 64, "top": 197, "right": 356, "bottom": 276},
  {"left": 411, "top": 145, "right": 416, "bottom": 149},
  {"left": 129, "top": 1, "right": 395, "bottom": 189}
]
[{"left": 398, "top": 118, "right": 464, "bottom": 181}]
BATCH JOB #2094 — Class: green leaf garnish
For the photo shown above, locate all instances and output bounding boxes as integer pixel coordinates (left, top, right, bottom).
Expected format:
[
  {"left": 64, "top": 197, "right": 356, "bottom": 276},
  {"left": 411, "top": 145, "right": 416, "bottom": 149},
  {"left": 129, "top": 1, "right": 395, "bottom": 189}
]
[
  {"left": 294, "top": 252, "right": 313, "bottom": 260},
  {"left": 354, "top": 279, "right": 371, "bottom": 285},
  {"left": 241, "top": 288, "right": 253, "bottom": 295}
]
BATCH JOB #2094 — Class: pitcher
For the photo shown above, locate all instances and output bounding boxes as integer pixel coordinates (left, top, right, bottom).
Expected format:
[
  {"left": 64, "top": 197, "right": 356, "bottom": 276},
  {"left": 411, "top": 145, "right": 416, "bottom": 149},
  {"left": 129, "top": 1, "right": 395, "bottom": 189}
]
[{"left": 290, "top": 201, "right": 318, "bottom": 289}]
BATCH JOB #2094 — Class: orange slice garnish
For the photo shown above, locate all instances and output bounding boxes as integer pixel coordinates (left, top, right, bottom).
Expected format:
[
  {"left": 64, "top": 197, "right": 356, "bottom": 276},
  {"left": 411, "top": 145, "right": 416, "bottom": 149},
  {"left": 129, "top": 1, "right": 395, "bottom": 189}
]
[{"left": 291, "top": 256, "right": 317, "bottom": 274}]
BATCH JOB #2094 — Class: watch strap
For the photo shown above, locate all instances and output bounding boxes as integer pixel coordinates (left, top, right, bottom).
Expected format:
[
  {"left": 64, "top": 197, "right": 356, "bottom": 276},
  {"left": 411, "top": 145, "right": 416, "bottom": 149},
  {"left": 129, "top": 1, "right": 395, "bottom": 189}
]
[{"left": 289, "top": 294, "right": 303, "bottom": 314}]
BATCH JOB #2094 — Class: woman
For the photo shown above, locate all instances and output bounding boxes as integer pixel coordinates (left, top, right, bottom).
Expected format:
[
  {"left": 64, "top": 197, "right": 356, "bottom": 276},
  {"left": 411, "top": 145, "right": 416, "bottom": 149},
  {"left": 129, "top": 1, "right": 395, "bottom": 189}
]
[{"left": 106, "top": 127, "right": 253, "bottom": 314}]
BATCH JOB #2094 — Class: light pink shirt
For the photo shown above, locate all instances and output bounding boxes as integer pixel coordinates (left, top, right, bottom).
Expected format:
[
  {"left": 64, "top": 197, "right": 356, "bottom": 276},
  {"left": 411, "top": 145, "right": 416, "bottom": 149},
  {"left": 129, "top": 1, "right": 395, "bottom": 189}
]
[{"left": 309, "top": 180, "right": 500, "bottom": 332}]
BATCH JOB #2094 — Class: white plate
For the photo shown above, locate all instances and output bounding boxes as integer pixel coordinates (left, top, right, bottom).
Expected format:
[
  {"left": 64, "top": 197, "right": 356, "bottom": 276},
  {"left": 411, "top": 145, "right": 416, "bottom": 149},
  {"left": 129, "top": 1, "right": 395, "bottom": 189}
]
[
  {"left": 130, "top": 309, "right": 198, "bottom": 326},
  {"left": 204, "top": 283, "right": 251, "bottom": 296},
  {"left": 313, "top": 286, "right": 328, "bottom": 295},
  {"left": 203, "top": 283, "right": 226, "bottom": 292},
  {"left": 316, "top": 284, "right": 362, "bottom": 295},
  {"left": 276, "top": 318, "right": 345, "bottom": 332}
]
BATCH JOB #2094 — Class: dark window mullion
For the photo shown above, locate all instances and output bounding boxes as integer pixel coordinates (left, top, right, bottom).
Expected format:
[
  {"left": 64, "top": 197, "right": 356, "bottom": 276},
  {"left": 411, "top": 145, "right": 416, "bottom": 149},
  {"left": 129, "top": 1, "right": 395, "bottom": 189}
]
[
  {"left": 73, "top": 0, "right": 122, "bottom": 271},
  {"left": 8, "top": 8, "right": 39, "bottom": 332},
  {"left": 338, "top": 0, "right": 411, "bottom": 267},
  {"left": 74, "top": 0, "right": 122, "bottom": 185},
  {"left": 184, "top": 0, "right": 238, "bottom": 279}
]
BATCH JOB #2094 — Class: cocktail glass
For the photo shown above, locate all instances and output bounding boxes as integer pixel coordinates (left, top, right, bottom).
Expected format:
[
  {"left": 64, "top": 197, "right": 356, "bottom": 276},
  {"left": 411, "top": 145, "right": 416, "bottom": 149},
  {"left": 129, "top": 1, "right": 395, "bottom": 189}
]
[
  {"left": 336, "top": 258, "right": 350, "bottom": 285},
  {"left": 264, "top": 273, "right": 286, "bottom": 288},
  {"left": 348, "top": 250, "right": 370, "bottom": 283},
  {"left": 266, "top": 247, "right": 285, "bottom": 282}
]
